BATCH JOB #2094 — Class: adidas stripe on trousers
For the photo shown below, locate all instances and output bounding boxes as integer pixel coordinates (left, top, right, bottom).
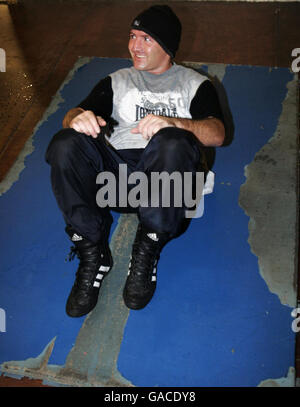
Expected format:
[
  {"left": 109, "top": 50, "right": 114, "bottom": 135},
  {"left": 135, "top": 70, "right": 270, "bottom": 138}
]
[{"left": 45, "top": 126, "right": 207, "bottom": 243}]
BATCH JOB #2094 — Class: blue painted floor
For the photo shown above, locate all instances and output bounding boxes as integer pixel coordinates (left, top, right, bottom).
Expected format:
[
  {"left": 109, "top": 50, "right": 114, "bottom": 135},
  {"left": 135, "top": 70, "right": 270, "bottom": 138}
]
[{"left": 0, "top": 58, "right": 296, "bottom": 387}]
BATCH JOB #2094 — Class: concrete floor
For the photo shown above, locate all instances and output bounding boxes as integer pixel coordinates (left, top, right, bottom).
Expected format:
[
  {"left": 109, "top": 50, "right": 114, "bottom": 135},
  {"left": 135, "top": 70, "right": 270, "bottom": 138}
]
[{"left": 0, "top": 0, "right": 299, "bottom": 386}]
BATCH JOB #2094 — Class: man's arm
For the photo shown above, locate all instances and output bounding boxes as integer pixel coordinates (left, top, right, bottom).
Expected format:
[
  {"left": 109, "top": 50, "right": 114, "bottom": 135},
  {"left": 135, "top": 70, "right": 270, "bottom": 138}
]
[
  {"left": 63, "top": 108, "right": 106, "bottom": 138},
  {"left": 172, "top": 116, "right": 224, "bottom": 146},
  {"left": 62, "top": 107, "right": 84, "bottom": 128},
  {"left": 131, "top": 114, "right": 225, "bottom": 147},
  {"left": 62, "top": 76, "right": 113, "bottom": 138}
]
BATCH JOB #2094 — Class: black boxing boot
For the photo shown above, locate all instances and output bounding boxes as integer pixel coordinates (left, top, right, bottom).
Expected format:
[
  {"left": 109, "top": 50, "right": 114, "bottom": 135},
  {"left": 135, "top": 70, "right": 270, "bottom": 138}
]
[
  {"left": 65, "top": 226, "right": 113, "bottom": 317},
  {"left": 123, "top": 223, "right": 169, "bottom": 310}
]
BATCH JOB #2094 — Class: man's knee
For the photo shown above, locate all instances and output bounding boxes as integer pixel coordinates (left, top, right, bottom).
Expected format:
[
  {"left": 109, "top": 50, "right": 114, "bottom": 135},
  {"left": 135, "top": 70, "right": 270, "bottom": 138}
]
[
  {"left": 149, "top": 127, "right": 200, "bottom": 163},
  {"left": 45, "top": 128, "right": 83, "bottom": 166}
]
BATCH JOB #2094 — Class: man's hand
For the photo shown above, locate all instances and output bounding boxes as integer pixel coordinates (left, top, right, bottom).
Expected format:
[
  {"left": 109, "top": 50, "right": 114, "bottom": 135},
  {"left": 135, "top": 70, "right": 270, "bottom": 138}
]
[
  {"left": 68, "top": 109, "right": 106, "bottom": 138},
  {"left": 131, "top": 114, "right": 176, "bottom": 140},
  {"left": 132, "top": 113, "right": 225, "bottom": 147}
]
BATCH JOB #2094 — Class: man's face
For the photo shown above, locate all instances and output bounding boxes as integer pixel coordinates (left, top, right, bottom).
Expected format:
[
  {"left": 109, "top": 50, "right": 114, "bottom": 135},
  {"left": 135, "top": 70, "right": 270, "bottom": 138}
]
[{"left": 128, "top": 29, "right": 172, "bottom": 75}]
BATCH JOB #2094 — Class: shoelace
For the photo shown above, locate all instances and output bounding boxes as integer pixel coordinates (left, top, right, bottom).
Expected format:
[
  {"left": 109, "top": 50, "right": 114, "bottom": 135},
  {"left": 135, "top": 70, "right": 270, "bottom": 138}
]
[
  {"left": 65, "top": 244, "right": 104, "bottom": 293},
  {"left": 66, "top": 244, "right": 103, "bottom": 265},
  {"left": 65, "top": 245, "right": 78, "bottom": 262},
  {"left": 129, "top": 235, "right": 160, "bottom": 292}
]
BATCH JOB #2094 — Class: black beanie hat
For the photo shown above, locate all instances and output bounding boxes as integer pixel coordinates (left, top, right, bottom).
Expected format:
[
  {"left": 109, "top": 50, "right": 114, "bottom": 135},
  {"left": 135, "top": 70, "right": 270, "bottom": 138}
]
[{"left": 131, "top": 5, "right": 182, "bottom": 58}]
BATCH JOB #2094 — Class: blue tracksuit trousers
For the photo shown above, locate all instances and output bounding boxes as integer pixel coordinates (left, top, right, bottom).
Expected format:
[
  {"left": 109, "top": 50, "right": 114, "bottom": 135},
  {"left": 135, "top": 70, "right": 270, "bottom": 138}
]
[{"left": 45, "top": 127, "right": 207, "bottom": 243}]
